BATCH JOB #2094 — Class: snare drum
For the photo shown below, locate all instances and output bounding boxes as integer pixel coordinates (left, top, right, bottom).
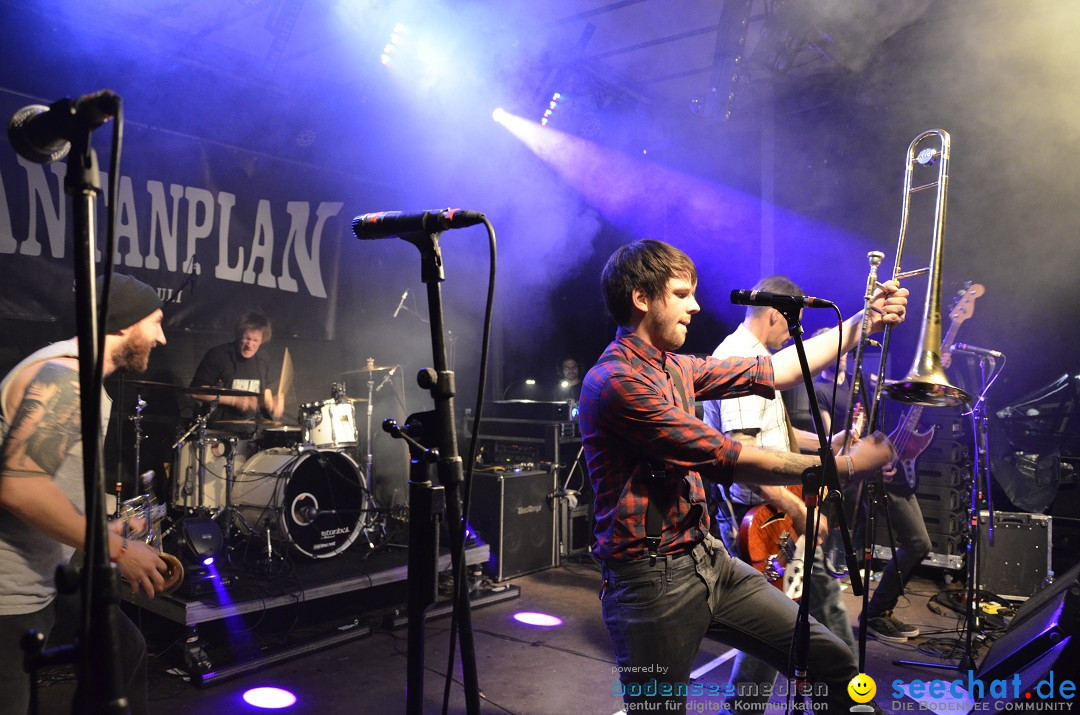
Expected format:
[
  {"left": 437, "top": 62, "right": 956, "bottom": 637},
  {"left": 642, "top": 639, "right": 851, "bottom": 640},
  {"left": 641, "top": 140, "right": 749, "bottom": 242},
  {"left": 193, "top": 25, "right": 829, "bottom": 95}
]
[
  {"left": 259, "top": 426, "right": 303, "bottom": 450},
  {"left": 299, "top": 399, "right": 358, "bottom": 448},
  {"left": 232, "top": 448, "right": 368, "bottom": 559}
]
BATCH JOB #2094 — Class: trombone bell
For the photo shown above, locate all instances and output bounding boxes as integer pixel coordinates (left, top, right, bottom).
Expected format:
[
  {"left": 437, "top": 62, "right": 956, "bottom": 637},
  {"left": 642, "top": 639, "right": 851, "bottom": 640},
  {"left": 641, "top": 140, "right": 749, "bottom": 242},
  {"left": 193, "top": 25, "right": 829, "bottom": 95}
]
[{"left": 881, "top": 354, "right": 971, "bottom": 407}]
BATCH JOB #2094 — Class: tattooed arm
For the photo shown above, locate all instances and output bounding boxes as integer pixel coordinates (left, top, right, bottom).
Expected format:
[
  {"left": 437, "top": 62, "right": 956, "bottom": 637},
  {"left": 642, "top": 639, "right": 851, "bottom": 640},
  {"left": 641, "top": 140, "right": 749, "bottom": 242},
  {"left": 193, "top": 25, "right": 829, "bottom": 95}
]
[
  {"left": 0, "top": 359, "right": 167, "bottom": 596},
  {"left": 0, "top": 360, "right": 89, "bottom": 549},
  {"left": 732, "top": 431, "right": 895, "bottom": 487}
]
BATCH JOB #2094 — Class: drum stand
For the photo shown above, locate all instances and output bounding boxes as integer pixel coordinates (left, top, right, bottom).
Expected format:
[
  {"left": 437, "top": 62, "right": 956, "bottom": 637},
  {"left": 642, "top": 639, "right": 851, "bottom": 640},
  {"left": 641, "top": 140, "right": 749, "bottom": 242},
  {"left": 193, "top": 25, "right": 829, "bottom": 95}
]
[
  {"left": 119, "top": 392, "right": 148, "bottom": 517},
  {"left": 173, "top": 403, "right": 217, "bottom": 513},
  {"left": 215, "top": 437, "right": 252, "bottom": 552},
  {"left": 361, "top": 362, "right": 389, "bottom": 540}
]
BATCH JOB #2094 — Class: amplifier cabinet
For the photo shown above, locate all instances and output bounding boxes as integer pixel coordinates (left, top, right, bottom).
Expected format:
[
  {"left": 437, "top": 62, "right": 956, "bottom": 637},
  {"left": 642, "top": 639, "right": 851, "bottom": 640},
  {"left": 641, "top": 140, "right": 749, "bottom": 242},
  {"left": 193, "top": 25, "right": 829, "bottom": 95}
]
[
  {"left": 977, "top": 510, "right": 1052, "bottom": 599},
  {"left": 470, "top": 469, "right": 557, "bottom": 581}
]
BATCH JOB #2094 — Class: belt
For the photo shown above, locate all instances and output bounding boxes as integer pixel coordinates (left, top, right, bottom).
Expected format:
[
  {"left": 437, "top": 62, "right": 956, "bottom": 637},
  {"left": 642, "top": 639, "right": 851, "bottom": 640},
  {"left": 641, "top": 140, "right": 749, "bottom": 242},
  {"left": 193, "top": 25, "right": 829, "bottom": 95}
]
[{"left": 600, "top": 544, "right": 700, "bottom": 578}]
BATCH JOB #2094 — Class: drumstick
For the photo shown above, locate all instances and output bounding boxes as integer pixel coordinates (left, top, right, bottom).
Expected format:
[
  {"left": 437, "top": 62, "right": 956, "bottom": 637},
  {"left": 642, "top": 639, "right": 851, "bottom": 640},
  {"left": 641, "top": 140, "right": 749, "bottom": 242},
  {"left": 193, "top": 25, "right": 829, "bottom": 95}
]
[{"left": 278, "top": 347, "right": 294, "bottom": 403}]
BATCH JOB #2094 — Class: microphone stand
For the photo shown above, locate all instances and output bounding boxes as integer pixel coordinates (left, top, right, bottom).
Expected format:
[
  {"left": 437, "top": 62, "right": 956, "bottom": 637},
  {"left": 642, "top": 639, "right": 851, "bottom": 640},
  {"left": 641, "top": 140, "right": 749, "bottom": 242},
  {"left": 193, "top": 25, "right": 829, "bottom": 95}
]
[
  {"left": 21, "top": 113, "right": 130, "bottom": 712},
  {"left": 382, "top": 229, "right": 481, "bottom": 715},
  {"left": 896, "top": 355, "right": 994, "bottom": 673},
  {"left": 776, "top": 306, "right": 863, "bottom": 706}
]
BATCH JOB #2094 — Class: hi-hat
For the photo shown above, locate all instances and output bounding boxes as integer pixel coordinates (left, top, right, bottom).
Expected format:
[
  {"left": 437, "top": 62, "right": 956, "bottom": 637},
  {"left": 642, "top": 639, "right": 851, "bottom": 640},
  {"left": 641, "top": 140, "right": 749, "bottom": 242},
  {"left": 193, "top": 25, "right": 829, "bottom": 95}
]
[{"left": 122, "top": 380, "right": 259, "bottom": 397}]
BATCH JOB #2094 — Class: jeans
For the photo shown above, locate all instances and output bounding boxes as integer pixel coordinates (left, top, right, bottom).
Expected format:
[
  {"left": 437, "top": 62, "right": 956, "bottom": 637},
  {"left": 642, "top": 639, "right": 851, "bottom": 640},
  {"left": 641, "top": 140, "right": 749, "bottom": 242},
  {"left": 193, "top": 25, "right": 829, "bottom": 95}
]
[
  {"left": 600, "top": 534, "right": 861, "bottom": 714},
  {"left": 0, "top": 592, "right": 148, "bottom": 715},
  {"left": 719, "top": 500, "right": 857, "bottom": 709},
  {"left": 862, "top": 487, "right": 932, "bottom": 618}
]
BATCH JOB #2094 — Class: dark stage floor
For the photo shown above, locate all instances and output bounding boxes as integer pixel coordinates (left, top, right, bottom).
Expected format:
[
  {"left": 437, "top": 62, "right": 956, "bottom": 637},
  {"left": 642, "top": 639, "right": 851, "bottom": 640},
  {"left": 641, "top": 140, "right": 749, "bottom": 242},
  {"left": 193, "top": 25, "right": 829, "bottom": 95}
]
[{"left": 33, "top": 549, "right": 1075, "bottom": 715}]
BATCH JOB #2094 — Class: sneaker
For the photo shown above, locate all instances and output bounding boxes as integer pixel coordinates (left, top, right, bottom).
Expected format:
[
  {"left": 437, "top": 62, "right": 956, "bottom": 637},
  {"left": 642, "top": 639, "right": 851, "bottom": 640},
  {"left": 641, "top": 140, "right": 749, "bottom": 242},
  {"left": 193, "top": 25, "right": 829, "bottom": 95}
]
[
  {"left": 866, "top": 616, "right": 909, "bottom": 643},
  {"left": 882, "top": 613, "right": 920, "bottom": 638}
]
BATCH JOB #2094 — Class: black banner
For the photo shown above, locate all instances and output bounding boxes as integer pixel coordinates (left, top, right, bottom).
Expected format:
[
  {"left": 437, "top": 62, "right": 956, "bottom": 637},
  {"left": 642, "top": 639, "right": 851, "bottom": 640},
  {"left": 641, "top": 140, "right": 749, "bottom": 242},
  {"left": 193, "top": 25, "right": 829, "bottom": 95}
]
[{"left": 0, "top": 89, "right": 356, "bottom": 340}]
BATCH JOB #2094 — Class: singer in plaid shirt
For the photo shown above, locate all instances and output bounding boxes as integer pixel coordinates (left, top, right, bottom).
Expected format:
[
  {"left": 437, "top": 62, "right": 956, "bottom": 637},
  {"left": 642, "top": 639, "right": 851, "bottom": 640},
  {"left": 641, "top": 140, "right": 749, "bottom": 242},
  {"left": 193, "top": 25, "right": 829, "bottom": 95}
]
[
  {"left": 580, "top": 239, "right": 907, "bottom": 714},
  {"left": 583, "top": 328, "right": 773, "bottom": 562}
]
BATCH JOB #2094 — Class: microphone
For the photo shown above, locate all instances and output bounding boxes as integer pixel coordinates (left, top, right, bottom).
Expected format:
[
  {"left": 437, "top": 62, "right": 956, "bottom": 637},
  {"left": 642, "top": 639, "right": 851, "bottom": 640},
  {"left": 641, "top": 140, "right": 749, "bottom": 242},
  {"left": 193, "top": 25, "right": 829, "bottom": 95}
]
[
  {"left": 730, "top": 290, "right": 836, "bottom": 309},
  {"left": 8, "top": 90, "right": 120, "bottom": 164},
  {"left": 950, "top": 343, "right": 1003, "bottom": 359},
  {"left": 352, "top": 209, "right": 485, "bottom": 240},
  {"left": 393, "top": 290, "right": 408, "bottom": 318},
  {"left": 296, "top": 504, "right": 319, "bottom": 524},
  {"left": 376, "top": 365, "right": 398, "bottom": 392}
]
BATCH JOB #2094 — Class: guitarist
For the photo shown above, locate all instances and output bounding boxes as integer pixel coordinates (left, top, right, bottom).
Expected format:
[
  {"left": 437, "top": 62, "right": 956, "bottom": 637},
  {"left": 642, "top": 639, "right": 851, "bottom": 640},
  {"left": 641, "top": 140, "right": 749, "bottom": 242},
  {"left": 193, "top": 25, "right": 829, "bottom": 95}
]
[
  {"left": 703, "top": 275, "right": 857, "bottom": 712},
  {"left": 814, "top": 277, "right": 985, "bottom": 645},
  {"left": 816, "top": 354, "right": 933, "bottom": 646}
]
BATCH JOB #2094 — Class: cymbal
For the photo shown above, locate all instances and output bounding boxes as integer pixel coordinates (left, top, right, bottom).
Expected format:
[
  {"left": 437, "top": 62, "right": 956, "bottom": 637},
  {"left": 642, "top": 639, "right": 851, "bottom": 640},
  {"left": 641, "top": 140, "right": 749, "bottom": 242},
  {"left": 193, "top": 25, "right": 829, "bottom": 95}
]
[
  {"left": 340, "top": 364, "right": 397, "bottom": 376},
  {"left": 214, "top": 419, "right": 285, "bottom": 428},
  {"left": 123, "top": 380, "right": 259, "bottom": 397}
]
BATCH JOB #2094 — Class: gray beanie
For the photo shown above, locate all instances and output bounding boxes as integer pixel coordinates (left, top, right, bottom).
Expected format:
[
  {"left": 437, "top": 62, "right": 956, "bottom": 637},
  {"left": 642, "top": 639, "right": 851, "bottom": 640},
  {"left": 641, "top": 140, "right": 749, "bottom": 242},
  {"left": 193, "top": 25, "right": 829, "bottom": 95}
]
[{"left": 98, "top": 273, "right": 163, "bottom": 332}]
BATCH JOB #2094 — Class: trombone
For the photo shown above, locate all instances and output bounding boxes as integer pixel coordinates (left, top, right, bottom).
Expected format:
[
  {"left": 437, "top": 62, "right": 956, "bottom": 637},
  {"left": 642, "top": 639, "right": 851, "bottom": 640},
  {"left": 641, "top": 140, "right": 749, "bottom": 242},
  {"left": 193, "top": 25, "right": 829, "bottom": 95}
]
[{"left": 848, "top": 129, "right": 971, "bottom": 440}]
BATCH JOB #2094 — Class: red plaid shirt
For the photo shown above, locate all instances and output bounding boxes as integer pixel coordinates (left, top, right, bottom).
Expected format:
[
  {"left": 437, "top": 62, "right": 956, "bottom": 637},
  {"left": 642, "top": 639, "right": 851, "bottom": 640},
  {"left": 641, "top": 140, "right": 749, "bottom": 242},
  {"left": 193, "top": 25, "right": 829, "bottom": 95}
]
[{"left": 580, "top": 330, "right": 775, "bottom": 561}]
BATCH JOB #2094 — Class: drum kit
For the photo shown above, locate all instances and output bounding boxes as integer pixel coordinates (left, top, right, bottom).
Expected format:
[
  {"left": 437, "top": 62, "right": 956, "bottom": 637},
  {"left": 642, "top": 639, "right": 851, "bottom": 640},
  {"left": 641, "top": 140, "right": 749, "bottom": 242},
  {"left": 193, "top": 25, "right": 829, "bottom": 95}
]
[{"left": 125, "top": 361, "right": 399, "bottom": 563}]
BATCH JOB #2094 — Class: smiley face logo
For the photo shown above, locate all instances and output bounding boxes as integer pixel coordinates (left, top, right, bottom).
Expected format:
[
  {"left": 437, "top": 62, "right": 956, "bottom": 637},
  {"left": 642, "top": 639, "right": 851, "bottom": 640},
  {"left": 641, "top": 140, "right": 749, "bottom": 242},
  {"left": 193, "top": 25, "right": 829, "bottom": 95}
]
[{"left": 847, "top": 673, "right": 876, "bottom": 704}]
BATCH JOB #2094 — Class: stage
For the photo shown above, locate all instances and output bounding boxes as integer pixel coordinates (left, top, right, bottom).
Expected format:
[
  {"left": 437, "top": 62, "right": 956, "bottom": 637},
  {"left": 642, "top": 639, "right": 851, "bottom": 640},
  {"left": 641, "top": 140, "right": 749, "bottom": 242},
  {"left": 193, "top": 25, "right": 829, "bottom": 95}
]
[{"left": 33, "top": 553, "right": 1080, "bottom": 714}]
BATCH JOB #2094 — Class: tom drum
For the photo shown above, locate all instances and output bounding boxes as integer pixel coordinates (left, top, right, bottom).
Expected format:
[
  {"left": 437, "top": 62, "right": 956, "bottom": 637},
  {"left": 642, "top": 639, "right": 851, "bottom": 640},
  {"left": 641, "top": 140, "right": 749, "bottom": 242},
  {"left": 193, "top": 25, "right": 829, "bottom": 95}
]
[
  {"left": 172, "top": 436, "right": 256, "bottom": 510},
  {"left": 298, "top": 399, "right": 358, "bottom": 449}
]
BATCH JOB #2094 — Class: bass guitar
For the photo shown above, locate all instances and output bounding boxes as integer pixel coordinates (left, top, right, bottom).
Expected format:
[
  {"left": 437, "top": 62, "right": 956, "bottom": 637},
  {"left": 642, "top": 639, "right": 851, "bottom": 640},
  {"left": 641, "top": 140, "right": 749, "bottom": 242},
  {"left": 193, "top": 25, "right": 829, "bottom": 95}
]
[{"left": 886, "top": 282, "right": 983, "bottom": 496}]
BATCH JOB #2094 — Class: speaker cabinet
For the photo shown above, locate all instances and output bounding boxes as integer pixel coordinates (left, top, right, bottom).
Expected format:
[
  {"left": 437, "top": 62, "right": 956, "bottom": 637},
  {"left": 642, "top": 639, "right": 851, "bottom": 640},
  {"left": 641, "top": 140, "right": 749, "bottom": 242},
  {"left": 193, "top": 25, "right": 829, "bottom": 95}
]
[
  {"left": 977, "top": 510, "right": 1052, "bottom": 599},
  {"left": 470, "top": 469, "right": 556, "bottom": 581},
  {"left": 971, "top": 561, "right": 1080, "bottom": 710}
]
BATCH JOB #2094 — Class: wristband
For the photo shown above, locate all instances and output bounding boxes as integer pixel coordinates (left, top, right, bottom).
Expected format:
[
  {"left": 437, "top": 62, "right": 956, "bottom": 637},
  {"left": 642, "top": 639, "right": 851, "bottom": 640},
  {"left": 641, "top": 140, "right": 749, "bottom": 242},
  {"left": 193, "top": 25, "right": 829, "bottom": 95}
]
[
  {"left": 112, "top": 535, "right": 128, "bottom": 563},
  {"left": 845, "top": 455, "right": 855, "bottom": 480}
]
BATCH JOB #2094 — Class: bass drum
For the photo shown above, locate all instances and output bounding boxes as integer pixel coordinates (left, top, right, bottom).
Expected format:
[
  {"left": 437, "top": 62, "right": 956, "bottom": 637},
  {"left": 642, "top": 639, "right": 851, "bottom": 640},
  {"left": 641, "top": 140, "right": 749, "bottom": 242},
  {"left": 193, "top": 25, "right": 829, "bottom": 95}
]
[{"left": 233, "top": 448, "right": 368, "bottom": 559}]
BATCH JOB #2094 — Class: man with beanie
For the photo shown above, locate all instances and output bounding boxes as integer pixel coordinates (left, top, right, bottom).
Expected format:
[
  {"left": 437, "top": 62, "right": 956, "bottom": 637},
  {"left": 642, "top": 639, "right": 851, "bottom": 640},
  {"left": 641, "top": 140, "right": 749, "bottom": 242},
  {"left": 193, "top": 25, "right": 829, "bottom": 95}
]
[{"left": 0, "top": 273, "right": 169, "bottom": 715}]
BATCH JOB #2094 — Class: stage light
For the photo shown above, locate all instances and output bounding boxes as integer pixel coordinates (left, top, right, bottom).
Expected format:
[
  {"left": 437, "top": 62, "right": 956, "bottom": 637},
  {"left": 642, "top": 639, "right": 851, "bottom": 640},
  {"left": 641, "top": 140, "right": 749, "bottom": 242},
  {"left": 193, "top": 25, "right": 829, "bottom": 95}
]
[
  {"left": 202, "top": 555, "right": 215, "bottom": 566},
  {"left": 502, "top": 378, "right": 538, "bottom": 400},
  {"left": 243, "top": 687, "right": 297, "bottom": 709},
  {"left": 513, "top": 612, "right": 563, "bottom": 627},
  {"left": 492, "top": 107, "right": 506, "bottom": 123},
  {"left": 538, "top": 91, "right": 563, "bottom": 125},
  {"left": 381, "top": 23, "right": 406, "bottom": 67}
]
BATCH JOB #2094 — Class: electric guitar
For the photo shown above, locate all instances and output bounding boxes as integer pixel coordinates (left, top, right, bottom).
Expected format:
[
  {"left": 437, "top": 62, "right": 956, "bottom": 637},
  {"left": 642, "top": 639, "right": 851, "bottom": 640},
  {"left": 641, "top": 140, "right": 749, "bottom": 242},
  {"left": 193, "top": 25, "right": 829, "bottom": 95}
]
[
  {"left": 737, "top": 486, "right": 807, "bottom": 600},
  {"left": 738, "top": 402, "right": 868, "bottom": 595},
  {"left": 886, "top": 282, "right": 984, "bottom": 496}
]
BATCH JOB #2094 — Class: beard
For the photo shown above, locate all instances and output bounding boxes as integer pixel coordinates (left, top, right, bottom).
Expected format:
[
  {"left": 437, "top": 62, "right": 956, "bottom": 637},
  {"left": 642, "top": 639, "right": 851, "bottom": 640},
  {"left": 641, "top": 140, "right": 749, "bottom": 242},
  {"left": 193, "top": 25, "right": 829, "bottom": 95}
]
[{"left": 113, "top": 330, "right": 152, "bottom": 373}]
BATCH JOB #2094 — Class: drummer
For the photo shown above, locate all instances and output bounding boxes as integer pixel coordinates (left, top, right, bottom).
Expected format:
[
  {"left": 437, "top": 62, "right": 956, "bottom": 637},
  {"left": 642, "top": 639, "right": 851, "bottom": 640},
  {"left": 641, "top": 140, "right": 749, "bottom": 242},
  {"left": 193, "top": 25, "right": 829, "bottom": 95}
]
[{"left": 190, "top": 310, "right": 285, "bottom": 427}]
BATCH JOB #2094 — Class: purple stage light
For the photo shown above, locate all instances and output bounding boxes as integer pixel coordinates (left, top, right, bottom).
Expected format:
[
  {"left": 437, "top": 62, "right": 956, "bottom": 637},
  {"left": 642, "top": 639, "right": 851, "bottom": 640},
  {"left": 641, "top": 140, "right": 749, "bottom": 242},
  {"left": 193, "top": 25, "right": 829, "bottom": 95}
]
[
  {"left": 513, "top": 612, "right": 563, "bottom": 627},
  {"left": 202, "top": 556, "right": 215, "bottom": 566},
  {"left": 242, "top": 687, "right": 297, "bottom": 709}
]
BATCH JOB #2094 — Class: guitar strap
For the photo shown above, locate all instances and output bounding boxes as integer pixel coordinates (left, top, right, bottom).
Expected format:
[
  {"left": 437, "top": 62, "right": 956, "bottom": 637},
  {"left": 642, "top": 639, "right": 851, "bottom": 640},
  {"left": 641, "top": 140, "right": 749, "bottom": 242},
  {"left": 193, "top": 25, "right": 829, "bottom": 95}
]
[{"left": 597, "top": 350, "right": 690, "bottom": 566}]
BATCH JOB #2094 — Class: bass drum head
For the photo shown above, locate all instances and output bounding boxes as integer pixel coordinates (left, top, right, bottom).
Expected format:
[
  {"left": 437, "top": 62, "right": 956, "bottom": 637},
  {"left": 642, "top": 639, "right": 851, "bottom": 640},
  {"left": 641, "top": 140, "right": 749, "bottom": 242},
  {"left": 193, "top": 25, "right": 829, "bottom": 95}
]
[{"left": 281, "top": 450, "right": 367, "bottom": 558}]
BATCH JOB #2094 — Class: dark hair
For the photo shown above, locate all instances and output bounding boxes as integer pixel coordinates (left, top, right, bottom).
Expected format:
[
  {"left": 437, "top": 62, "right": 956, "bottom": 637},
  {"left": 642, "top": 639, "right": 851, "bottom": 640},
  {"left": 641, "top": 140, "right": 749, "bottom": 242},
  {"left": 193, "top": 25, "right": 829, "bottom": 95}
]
[
  {"left": 746, "top": 274, "right": 803, "bottom": 318},
  {"left": 235, "top": 310, "right": 272, "bottom": 342},
  {"left": 601, "top": 239, "right": 697, "bottom": 326}
]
